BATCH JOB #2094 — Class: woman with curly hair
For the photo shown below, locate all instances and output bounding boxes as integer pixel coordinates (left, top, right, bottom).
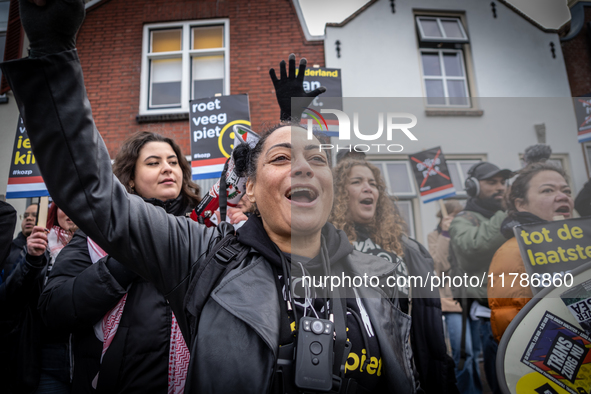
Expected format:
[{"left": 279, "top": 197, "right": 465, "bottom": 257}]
[
  {"left": 330, "top": 159, "right": 408, "bottom": 309},
  {"left": 330, "top": 158, "right": 459, "bottom": 394}
]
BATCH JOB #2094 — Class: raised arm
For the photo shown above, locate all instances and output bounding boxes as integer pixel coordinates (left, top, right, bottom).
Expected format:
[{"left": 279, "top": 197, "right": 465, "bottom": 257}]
[{"left": 1, "top": 1, "right": 215, "bottom": 331}]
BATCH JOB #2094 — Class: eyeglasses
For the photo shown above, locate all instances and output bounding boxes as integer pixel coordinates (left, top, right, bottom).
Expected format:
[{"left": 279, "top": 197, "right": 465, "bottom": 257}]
[{"left": 23, "top": 213, "right": 37, "bottom": 219}]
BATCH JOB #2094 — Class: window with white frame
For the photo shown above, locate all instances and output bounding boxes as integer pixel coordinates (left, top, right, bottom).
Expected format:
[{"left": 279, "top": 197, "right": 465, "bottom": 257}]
[
  {"left": 416, "top": 17, "right": 468, "bottom": 43},
  {"left": 584, "top": 143, "right": 591, "bottom": 175},
  {"left": 140, "top": 20, "right": 229, "bottom": 115},
  {"left": 370, "top": 161, "right": 417, "bottom": 238},
  {"left": 447, "top": 159, "right": 482, "bottom": 197},
  {"left": 416, "top": 16, "right": 472, "bottom": 107}
]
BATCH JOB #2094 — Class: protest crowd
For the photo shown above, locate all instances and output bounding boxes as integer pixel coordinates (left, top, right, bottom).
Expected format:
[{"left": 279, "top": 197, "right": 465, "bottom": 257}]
[{"left": 0, "top": 1, "right": 588, "bottom": 394}]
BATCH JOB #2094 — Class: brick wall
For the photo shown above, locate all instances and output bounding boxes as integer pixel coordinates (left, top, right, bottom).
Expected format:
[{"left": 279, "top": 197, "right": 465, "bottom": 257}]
[
  {"left": 562, "top": 6, "right": 591, "bottom": 97},
  {"left": 77, "top": 0, "right": 324, "bottom": 156}
]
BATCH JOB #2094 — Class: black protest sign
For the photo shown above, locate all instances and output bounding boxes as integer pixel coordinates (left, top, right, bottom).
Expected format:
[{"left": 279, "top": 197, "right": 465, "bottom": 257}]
[
  {"left": 515, "top": 217, "right": 591, "bottom": 292},
  {"left": 409, "top": 147, "right": 456, "bottom": 203},
  {"left": 520, "top": 311, "right": 591, "bottom": 394},
  {"left": 190, "top": 94, "right": 250, "bottom": 179},
  {"left": 6, "top": 117, "right": 49, "bottom": 199},
  {"left": 303, "top": 67, "right": 342, "bottom": 111},
  {"left": 573, "top": 98, "right": 591, "bottom": 143}
]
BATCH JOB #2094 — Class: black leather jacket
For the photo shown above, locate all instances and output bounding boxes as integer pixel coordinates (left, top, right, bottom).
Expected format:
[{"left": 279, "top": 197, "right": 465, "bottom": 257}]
[{"left": 3, "top": 50, "right": 417, "bottom": 394}]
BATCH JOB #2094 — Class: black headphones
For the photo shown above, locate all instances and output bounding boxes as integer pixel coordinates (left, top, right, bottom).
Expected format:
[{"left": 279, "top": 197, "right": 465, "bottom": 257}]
[{"left": 464, "top": 162, "right": 486, "bottom": 198}]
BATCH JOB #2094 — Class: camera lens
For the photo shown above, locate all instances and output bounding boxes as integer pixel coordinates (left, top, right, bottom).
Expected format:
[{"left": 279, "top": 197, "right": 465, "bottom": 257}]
[{"left": 311, "top": 320, "right": 324, "bottom": 334}]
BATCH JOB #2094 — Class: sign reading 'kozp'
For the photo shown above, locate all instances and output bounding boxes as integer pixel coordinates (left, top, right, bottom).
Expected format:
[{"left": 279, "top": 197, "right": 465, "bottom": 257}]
[
  {"left": 190, "top": 94, "right": 250, "bottom": 179},
  {"left": 6, "top": 117, "right": 49, "bottom": 199}
]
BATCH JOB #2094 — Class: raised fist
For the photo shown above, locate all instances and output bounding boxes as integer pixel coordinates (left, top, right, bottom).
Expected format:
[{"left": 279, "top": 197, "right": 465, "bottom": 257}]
[{"left": 19, "top": 0, "right": 85, "bottom": 57}]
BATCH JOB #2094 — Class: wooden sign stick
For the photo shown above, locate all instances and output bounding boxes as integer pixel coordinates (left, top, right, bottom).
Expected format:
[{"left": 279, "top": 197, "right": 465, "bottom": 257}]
[{"left": 36, "top": 196, "right": 49, "bottom": 228}]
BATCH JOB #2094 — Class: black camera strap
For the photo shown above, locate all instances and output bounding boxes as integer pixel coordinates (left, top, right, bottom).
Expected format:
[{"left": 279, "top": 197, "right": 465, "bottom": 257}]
[
  {"left": 321, "top": 242, "right": 350, "bottom": 392},
  {"left": 331, "top": 291, "right": 350, "bottom": 391}
]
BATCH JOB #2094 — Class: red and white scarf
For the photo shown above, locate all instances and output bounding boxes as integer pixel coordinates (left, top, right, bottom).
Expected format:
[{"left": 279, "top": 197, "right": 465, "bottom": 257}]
[
  {"left": 88, "top": 238, "right": 188, "bottom": 393},
  {"left": 45, "top": 226, "right": 74, "bottom": 285}
]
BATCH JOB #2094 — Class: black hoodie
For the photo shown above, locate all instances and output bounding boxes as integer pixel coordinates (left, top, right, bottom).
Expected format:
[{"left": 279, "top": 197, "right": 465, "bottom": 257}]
[{"left": 237, "top": 216, "right": 387, "bottom": 392}]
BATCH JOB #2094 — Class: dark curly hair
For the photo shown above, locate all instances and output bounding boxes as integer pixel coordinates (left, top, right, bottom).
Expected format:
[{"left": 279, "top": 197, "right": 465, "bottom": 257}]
[
  {"left": 112, "top": 131, "right": 201, "bottom": 207},
  {"left": 330, "top": 159, "right": 405, "bottom": 256}
]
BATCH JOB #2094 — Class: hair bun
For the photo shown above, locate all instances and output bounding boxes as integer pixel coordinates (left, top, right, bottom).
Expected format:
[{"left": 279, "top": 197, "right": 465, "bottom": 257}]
[
  {"left": 232, "top": 143, "right": 251, "bottom": 177},
  {"left": 523, "top": 144, "right": 552, "bottom": 165}
]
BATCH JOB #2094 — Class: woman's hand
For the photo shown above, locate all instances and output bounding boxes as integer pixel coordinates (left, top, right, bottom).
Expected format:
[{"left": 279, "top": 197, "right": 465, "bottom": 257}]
[
  {"left": 20, "top": 0, "right": 85, "bottom": 57},
  {"left": 269, "top": 54, "right": 326, "bottom": 121},
  {"left": 227, "top": 207, "right": 249, "bottom": 224},
  {"left": 441, "top": 215, "right": 454, "bottom": 232},
  {"left": 26, "top": 226, "right": 48, "bottom": 256}
]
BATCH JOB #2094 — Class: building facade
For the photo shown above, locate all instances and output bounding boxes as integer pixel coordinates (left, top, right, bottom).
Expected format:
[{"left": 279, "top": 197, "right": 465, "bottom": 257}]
[
  {"left": 323, "top": 0, "right": 582, "bottom": 243},
  {"left": 0, "top": 0, "right": 324, "bottom": 231}
]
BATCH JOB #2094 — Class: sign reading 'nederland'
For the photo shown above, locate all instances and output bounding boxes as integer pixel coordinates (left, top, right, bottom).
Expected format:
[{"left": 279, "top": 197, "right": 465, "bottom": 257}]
[
  {"left": 573, "top": 97, "right": 591, "bottom": 143},
  {"left": 6, "top": 117, "right": 49, "bottom": 199},
  {"left": 300, "top": 67, "right": 342, "bottom": 137},
  {"left": 409, "top": 147, "right": 456, "bottom": 203},
  {"left": 189, "top": 94, "right": 250, "bottom": 179},
  {"left": 514, "top": 217, "right": 591, "bottom": 293}
]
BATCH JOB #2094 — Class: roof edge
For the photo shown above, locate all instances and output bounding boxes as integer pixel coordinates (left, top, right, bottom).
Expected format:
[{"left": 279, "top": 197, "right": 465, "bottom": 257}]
[
  {"left": 326, "top": 0, "right": 379, "bottom": 29},
  {"left": 292, "top": 0, "right": 325, "bottom": 41},
  {"left": 325, "top": 0, "right": 567, "bottom": 34},
  {"left": 497, "top": 0, "right": 564, "bottom": 33}
]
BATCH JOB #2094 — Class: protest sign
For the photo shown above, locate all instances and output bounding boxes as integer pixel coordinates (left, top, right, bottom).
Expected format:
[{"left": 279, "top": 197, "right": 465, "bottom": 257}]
[
  {"left": 190, "top": 94, "right": 250, "bottom": 180},
  {"left": 6, "top": 117, "right": 49, "bottom": 199},
  {"left": 561, "top": 278, "right": 591, "bottom": 336},
  {"left": 300, "top": 67, "right": 342, "bottom": 137},
  {"left": 514, "top": 217, "right": 591, "bottom": 293},
  {"left": 192, "top": 125, "right": 260, "bottom": 227},
  {"left": 409, "top": 147, "right": 456, "bottom": 203},
  {"left": 498, "top": 261, "right": 591, "bottom": 394},
  {"left": 573, "top": 98, "right": 591, "bottom": 143},
  {"left": 520, "top": 311, "right": 591, "bottom": 394}
]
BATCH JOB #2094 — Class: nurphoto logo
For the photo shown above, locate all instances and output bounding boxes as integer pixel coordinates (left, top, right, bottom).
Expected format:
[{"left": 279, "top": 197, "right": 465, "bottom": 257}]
[{"left": 304, "top": 109, "right": 418, "bottom": 153}]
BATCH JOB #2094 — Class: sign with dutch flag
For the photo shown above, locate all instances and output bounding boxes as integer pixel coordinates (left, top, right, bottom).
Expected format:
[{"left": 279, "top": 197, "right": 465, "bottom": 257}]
[
  {"left": 6, "top": 117, "right": 49, "bottom": 199},
  {"left": 409, "top": 146, "right": 456, "bottom": 204},
  {"left": 573, "top": 97, "right": 591, "bottom": 143},
  {"left": 189, "top": 94, "right": 251, "bottom": 180}
]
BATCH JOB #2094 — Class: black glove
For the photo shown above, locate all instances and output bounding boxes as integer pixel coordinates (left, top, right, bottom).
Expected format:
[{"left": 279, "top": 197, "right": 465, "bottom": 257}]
[
  {"left": 19, "top": 0, "right": 86, "bottom": 58},
  {"left": 269, "top": 53, "right": 326, "bottom": 121}
]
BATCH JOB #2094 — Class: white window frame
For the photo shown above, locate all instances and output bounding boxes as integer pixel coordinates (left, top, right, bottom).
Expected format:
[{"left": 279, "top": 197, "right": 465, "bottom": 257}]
[
  {"left": 393, "top": 199, "right": 416, "bottom": 239},
  {"left": 419, "top": 48, "right": 470, "bottom": 108},
  {"left": 370, "top": 160, "right": 417, "bottom": 198},
  {"left": 584, "top": 142, "right": 591, "bottom": 177},
  {"left": 416, "top": 16, "right": 469, "bottom": 43},
  {"left": 139, "top": 19, "right": 230, "bottom": 116},
  {"left": 446, "top": 159, "right": 482, "bottom": 197}
]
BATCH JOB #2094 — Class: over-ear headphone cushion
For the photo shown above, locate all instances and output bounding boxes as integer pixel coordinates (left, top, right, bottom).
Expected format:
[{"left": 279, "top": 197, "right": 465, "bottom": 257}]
[{"left": 464, "top": 177, "right": 479, "bottom": 197}]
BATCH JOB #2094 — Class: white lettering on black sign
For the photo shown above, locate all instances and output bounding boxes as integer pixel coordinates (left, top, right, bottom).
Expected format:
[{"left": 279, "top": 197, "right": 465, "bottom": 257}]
[{"left": 543, "top": 333, "right": 588, "bottom": 383}]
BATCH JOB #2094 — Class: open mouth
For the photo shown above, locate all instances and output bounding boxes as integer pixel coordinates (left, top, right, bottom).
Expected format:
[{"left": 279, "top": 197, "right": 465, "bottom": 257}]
[
  {"left": 360, "top": 198, "right": 374, "bottom": 206},
  {"left": 286, "top": 187, "right": 319, "bottom": 204},
  {"left": 556, "top": 206, "right": 571, "bottom": 215}
]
